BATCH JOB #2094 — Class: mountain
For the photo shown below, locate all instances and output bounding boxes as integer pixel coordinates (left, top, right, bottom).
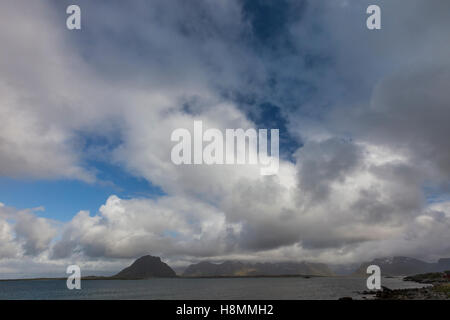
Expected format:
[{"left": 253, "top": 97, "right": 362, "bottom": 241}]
[
  {"left": 437, "top": 258, "right": 450, "bottom": 271},
  {"left": 329, "top": 263, "right": 362, "bottom": 276},
  {"left": 113, "top": 255, "right": 177, "bottom": 279},
  {"left": 183, "top": 261, "right": 334, "bottom": 277},
  {"left": 353, "top": 256, "right": 450, "bottom": 276}
]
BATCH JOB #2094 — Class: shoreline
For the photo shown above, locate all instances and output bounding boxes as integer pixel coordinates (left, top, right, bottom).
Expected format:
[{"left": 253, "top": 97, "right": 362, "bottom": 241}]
[{"left": 358, "top": 272, "right": 450, "bottom": 300}]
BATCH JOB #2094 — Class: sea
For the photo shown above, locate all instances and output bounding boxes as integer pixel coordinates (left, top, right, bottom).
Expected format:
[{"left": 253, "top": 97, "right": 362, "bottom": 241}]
[{"left": 0, "top": 276, "right": 429, "bottom": 300}]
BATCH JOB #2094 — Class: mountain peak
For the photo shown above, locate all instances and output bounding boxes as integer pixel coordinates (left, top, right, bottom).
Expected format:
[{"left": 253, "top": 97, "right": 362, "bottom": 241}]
[
  {"left": 113, "top": 255, "right": 176, "bottom": 279},
  {"left": 135, "top": 255, "right": 162, "bottom": 263}
]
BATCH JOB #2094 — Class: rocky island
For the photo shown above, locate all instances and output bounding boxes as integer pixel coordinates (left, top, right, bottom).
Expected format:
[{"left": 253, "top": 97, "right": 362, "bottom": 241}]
[{"left": 112, "top": 255, "right": 177, "bottom": 279}]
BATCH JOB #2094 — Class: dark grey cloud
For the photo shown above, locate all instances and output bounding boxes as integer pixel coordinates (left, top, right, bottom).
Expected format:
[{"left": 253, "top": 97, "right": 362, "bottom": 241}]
[
  {"left": 332, "top": 66, "right": 450, "bottom": 179},
  {"left": 296, "top": 138, "right": 362, "bottom": 202}
]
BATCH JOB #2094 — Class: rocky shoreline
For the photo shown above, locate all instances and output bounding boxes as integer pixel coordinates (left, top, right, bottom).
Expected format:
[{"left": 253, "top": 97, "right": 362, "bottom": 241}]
[{"left": 357, "top": 272, "right": 450, "bottom": 300}]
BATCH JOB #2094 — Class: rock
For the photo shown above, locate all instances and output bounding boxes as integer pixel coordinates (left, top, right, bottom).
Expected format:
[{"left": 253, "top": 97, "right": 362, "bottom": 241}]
[
  {"left": 381, "top": 286, "right": 392, "bottom": 292},
  {"left": 404, "top": 272, "right": 449, "bottom": 284}
]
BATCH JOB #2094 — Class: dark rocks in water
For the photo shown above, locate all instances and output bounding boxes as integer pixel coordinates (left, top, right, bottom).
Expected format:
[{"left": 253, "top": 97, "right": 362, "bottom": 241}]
[
  {"left": 358, "top": 290, "right": 379, "bottom": 295},
  {"left": 374, "top": 286, "right": 448, "bottom": 300},
  {"left": 183, "top": 260, "right": 335, "bottom": 277},
  {"left": 113, "top": 255, "right": 176, "bottom": 279},
  {"left": 381, "top": 286, "right": 392, "bottom": 292},
  {"left": 404, "top": 272, "right": 450, "bottom": 284},
  {"left": 370, "top": 272, "right": 450, "bottom": 300}
]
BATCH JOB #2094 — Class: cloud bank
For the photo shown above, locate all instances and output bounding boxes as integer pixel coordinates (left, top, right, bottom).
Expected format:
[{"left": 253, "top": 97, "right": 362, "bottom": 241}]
[{"left": 0, "top": 0, "right": 449, "bottom": 275}]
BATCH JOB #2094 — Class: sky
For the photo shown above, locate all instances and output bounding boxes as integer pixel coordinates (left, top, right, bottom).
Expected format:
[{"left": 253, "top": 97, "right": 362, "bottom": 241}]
[{"left": 0, "top": 0, "right": 450, "bottom": 278}]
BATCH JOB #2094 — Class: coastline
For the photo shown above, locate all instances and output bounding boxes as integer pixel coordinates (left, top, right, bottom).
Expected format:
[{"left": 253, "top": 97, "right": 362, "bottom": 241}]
[{"left": 358, "top": 272, "right": 450, "bottom": 300}]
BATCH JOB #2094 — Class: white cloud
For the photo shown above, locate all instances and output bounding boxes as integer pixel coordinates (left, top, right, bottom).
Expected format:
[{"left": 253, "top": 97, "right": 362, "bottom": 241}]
[
  {"left": 52, "top": 195, "right": 240, "bottom": 260},
  {"left": 0, "top": 204, "right": 56, "bottom": 259},
  {"left": 0, "top": 218, "right": 19, "bottom": 259},
  {"left": 0, "top": 0, "right": 449, "bottom": 276},
  {"left": 14, "top": 212, "right": 57, "bottom": 256}
]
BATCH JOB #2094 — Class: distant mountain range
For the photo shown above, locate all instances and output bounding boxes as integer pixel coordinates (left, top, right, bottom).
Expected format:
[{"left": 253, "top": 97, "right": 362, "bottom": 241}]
[
  {"left": 182, "top": 260, "right": 335, "bottom": 277},
  {"left": 110, "top": 256, "right": 335, "bottom": 279},
  {"left": 89, "top": 255, "right": 450, "bottom": 280},
  {"left": 4, "top": 254, "right": 449, "bottom": 281},
  {"left": 353, "top": 257, "right": 450, "bottom": 276}
]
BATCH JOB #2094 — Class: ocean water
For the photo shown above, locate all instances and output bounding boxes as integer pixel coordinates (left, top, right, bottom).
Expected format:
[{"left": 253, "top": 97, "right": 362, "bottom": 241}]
[{"left": 0, "top": 276, "right": 429, "bottom": 300}]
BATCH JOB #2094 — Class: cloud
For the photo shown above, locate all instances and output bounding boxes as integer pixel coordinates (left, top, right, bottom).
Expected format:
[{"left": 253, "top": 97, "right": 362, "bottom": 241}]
[
  {"left": 0, "top": 218, "right": 19, "bottom": 259},
  {"left": 14, "top": 212, "right": 57, "bottom": 256},
  {"left": 0, "top": 0, "right": 449, "bottom": 275},
  {"left": 332, "top": 66, "right": 450, "bottom": 181},
  {"left": 51, "top": 195, "right": 240, "bottom": 260},
  {"left": 0, "top": 1, "right": 127, "bottom": 182},
  {"left": 296, "top": 138, "right": 362, "bottom": 202},
  {"left": 0, "top": 204, "right": 56, "bottom": 259},
  {"left": 48, "top": 136, "right": 449, "bottom": 264}
]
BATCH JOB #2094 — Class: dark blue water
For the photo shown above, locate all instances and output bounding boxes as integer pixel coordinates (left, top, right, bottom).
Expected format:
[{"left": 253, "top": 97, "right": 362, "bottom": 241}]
[{"left": 0, "top": 276, "right": 428, "bottom": 300}]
